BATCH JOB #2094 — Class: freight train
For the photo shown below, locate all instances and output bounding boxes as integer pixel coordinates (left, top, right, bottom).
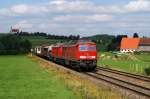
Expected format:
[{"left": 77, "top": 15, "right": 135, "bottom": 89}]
[{"left": 34, "top": 40, "right": 97, "bottom": 71}]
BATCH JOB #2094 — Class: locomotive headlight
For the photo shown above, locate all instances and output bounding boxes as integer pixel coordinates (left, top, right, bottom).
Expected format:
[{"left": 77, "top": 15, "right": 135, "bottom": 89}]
[
  {"left": 80, "top": 56, "right": 86, "bottom": 59},
  {"left": 91, "top": 56, "right": 96, "bottom": 58}
]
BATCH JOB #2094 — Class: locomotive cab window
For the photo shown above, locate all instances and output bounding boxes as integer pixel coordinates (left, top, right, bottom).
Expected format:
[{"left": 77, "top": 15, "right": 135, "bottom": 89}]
[
  {"left": 79, "top": 45, "right": 96, "bottom": 51},
  {"left": 79, "top": 46, "right": 87, "bottom": 51},
  {"left": 88, "top": 46, "right": 96, "bottom": 51}
]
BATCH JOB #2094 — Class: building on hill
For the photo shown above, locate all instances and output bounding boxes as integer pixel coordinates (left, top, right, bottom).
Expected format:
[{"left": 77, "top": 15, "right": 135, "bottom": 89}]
[
  {"left": 120, "top": 38, "right": 150, "bottom": 53},
  {"left": 137, "top": 38, "right": 150, "bottom": 52},
  {"left": 10, "top": 27, "right": 19, "bottom": 33}
]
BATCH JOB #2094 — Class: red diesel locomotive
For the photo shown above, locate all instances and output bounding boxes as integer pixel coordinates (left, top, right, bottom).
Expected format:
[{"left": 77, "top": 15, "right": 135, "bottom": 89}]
[
  {"left": 34, "top": 40, "right": 97, "bottom": 71},
  {"left": 63, "top": 41, "right": 97, "bottom": 70}
]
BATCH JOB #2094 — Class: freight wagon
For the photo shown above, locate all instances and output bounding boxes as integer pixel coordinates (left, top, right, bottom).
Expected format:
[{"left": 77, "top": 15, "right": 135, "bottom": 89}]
[{"left": 34, "top": 45, "right": 52, "bottom": 59}]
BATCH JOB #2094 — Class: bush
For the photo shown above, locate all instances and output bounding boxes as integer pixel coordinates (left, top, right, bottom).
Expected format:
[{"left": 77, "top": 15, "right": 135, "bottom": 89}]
[
  {"left": 145, "top": 67, "right": 150, "bottom": 76},
  {"left": 134, "top": 51, "right": 141, "bottom": 55},
  {"left": 0, "top": 34, "right": 32, "bottom": 55}
]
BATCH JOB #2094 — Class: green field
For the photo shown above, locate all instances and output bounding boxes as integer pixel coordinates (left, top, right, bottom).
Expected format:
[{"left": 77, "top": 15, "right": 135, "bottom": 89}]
[
  {"left": 98, "top": 52, "right": 150, "bottom": 75},
  {"left": 22, "top": 36, "right": 64, "bottom": 47},
  {"left": 0, "top": 34, "right": 64, "bottom": 47},
  {"left": 0, "top": 55, "right": 79, "bottom": 99},
  {"left": 135, "top": 53, "right": 150, "bottom": 62}
]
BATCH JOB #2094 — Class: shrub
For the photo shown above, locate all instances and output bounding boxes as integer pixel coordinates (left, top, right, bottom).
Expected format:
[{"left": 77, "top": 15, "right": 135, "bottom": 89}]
[
  {"left": 145, "top": 67, "right": 150, "bottom": 76},
  {"left": 134, "top": 51, "right": 141, "bottom": 55}
]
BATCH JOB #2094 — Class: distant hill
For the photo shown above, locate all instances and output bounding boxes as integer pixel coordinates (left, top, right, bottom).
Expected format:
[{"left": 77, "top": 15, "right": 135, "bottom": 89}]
[
  {"left": 82, "top": 34, "right": 115, "bottom": 51},
  {"left": 26, "top": 34, "right": 115, "bottom": 51},
  {"left": 82, "top": 34, "right": 115, "bottom": 40},
  {"left": 22, "top": 36, "right": 64, "bottom": 47}
]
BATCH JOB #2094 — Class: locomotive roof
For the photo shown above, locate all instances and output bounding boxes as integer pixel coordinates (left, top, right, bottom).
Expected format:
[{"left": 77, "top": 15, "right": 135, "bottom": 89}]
[
  {"left": 62, "top": 40, "right": 95, "bottom": 47},
  {"left": 53, "top": 40, "right": 95, "bottom": 47},
  {"left": 77, "top": 41, "right": 95, "bottom": 44}
]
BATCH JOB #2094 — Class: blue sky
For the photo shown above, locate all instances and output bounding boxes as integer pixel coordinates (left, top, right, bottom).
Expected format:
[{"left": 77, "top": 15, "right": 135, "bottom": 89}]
[{"left": 0, "top": 0, "right": 150, "bottom": 37}]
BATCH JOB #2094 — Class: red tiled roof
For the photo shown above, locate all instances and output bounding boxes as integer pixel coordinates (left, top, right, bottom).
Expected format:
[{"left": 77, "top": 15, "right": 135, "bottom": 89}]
[
  {"left": 120, "top": 38, "right": 140, "bottom": 49},
  {"left": 11, "top": 29, "right": 19, "bottom": 32}
]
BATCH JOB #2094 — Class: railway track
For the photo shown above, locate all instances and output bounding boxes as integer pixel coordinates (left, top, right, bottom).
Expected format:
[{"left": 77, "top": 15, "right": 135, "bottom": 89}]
[
  {"left": 84, "top": 67, "right": 150, "bottom": 98},
  {"left": 97, "top": 66, "right": 150, "bottom": 82},
  {"left": 85, "top": 72, "right": 150, "bottom": 98}
]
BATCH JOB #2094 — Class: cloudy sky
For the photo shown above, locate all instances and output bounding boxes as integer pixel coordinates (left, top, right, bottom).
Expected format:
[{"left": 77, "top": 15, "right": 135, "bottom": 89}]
[{"left": 0, "top": 0, "right": 150, "bottom": 37}]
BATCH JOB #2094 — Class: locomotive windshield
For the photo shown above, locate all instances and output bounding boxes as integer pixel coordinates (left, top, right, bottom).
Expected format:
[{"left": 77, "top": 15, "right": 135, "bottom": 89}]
[
  {"left": 88, "top": 46, "right": 96, "bottom": 50},
  {"left": 79, "top": 45, "right": 96, "bottom": 51},
  {"left": 80, "top": 46, "right": 87, "bottom": 51}
]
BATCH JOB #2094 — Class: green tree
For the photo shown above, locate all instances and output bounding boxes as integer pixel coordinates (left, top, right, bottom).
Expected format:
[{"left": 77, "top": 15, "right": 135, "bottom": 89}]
[
  {"left": 108, "top": 35, "right": 128, "bottom": 51},
  {"left": 133, "top": 33, "right": 139, "bottom": 38},
  {"left": 0, "top": 34, "right": 32, "bottom": 55}
]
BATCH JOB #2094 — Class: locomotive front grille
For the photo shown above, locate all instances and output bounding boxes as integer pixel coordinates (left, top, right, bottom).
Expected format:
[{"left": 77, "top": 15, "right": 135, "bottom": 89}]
[{"left": 80, "top": 60, "right": 97, "bottom": 65}]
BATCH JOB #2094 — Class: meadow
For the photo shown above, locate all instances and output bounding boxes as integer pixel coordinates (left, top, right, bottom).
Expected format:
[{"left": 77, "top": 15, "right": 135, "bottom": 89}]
[
  {"left": 0, "top": 55, "right": 80, "bottom": 99},
  {"left": 22, "top": 36, "right": 63, "bottom": 47},
  {"left": 98, "top": 52, "right": 150, "bottom": 75}
]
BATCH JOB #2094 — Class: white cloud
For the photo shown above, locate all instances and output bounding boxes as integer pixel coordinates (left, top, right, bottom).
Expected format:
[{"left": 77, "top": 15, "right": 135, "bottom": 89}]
[
  {"left": 0, "top": 8, "right": 15, "bottom": 16},
  {"left": 50, "top": 0, "right": 67, "bottom": 5},
  {"left": 38, "top": 23, "right": 60, "bottom": 29},
  {"left": 14, "top": 20, "right": 33, "bottom": 29},
  {"left": 11, "top": 4, "right": 29, "bottom": 14},
  {"left": 48, "top": 0, "right": 124, "bottom": 13},
  {"left": 1, "top": 0, "right": 150, "bottom": 17},
  {"left": 53, "top": 14, "right": 113, "bottom": 23},
  {"left": 48, "top": 0, "right": 150, "bottom": 13},
  {"left": 0, "top": 4, "right": 49, "bottom": 16},
  {"left": 51, "top": 0, "right": 150, "bottom": 13},
  {"left": 49, "top": 0, "right": 94, "bottom": 12},
  {"left": 124, "top": 0, "right": 150, "bottom": 12},
  {"left": 12, "top": 4, "right": 49, "bottom": 14}
]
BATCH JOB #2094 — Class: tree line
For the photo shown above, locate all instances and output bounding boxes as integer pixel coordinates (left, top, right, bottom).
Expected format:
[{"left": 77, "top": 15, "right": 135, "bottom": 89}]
[
  {"left": 14, "top": 32, "right": 80, "bottom": 40},
  {"left": 84, "top": 33, "right": 140, "bottom": 51},
  {"left": 107, "top": 33, "right": 139, "bottom": 51},
  {"left": 0, "top": 34, "right": 32, "bottom": 55}
]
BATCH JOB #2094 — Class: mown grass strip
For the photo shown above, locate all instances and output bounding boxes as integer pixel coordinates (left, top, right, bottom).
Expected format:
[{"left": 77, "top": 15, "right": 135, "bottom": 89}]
[{"left": 0, "top": 55, "right": 79, "bottom": 99}]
